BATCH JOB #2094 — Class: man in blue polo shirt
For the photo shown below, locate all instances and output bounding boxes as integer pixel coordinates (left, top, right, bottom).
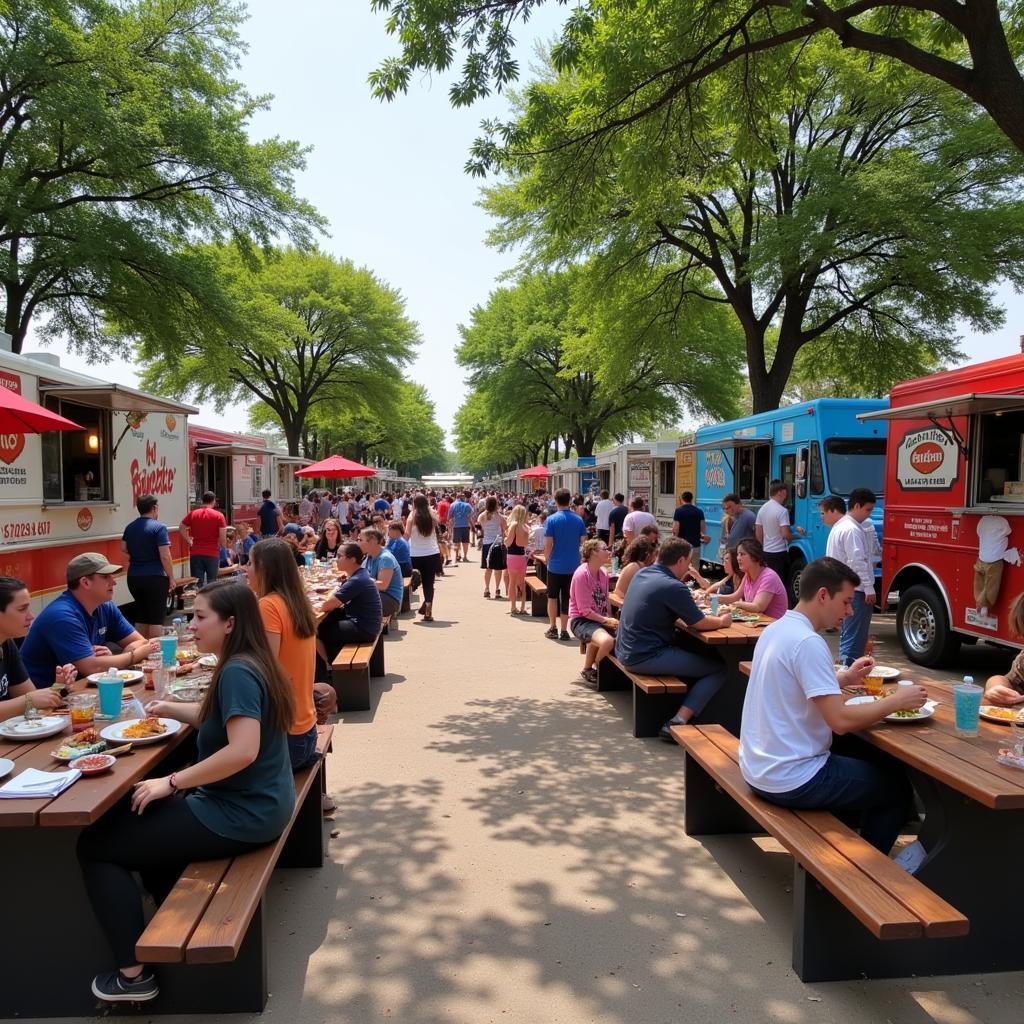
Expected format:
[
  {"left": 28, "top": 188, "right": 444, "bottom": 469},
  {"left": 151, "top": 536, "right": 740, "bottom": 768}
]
[
  {"left": 20, "top": 552, "right": 160, "bottom": 685},
  {"left": 359, "top": 527, "right": 404, "bottom": 619},
  {"left": 544, "top": 488, "right": 588, "bottom": 641},
  {"left": 448, "top": 492, "right": 474, "bottom": 563},
  {"left": 616, "top": 538, "right": 732, "bottom": 739},
  {"left": 315, "top": 542, "right": 383, "bottom": 665}
]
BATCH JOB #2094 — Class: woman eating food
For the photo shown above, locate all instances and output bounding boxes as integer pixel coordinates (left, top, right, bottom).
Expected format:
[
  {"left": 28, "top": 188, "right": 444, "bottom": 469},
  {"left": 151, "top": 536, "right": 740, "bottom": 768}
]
[
  {"left": 76, "top": 580, "right": 295, "bottom": 1004},
  {"left": 612, "top": 537, "right": 658, "bottom": 598},
  {"left": 714, "top": 537, "right": 788, "bottom": 620}
]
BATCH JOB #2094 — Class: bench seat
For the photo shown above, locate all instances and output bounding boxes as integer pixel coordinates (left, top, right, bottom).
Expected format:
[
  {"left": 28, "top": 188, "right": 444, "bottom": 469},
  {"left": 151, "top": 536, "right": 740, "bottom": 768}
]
[
  {"left": 525, "top": 574, "right": 548, "bottom": 617},
  {"left": 596, "top": 654, "right": 687, "bottom": 737},
  {"left": 401, "top": 576, "right": 412, "bottom": 614},
  {"left": 134, "top": 724, "right": 334, "bottom": 1011},
  {"left": 329, "top": 617, "right": 389, "bottom": 711},
  {"left": 674, "top": 723, "right": 968, "bottom": 981}
]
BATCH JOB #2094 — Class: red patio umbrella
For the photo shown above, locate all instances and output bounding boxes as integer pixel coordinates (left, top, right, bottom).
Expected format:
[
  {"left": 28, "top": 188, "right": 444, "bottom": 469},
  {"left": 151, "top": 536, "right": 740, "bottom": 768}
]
[
  {"left": 294, "top": 454, "right": 376, "bottom": 478},
  {"left": 519, "top": 465, "right": 550, "bottom": 479},
  {"left": 0, "top": 386, "right": 84, "bottom": 433}
]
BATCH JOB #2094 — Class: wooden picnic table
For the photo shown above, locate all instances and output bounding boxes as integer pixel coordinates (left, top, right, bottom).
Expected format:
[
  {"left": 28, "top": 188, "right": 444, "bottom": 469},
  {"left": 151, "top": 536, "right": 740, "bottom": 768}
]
[
  {"left": 2, "top": 681, "right": 195, "bottom": 1016},
  {"left": 532, "top": 550, "right": 547, "bottom": 582}
]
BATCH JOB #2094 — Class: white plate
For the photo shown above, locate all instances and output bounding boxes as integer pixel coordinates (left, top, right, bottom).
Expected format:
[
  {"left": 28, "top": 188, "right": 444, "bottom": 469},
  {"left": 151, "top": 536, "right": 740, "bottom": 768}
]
[
  {"left": 0, "top": 757, "right": 13, "bottom": 779},
  {"left": 0, "top": 716, "right": 68, "bottom": 740},
  {"left": 99, "top": 718, "right": 181, "bottom": 745},
  {"left": 845, "top": 695, "right": 880, "bottom": 705},
  {"left": 885, "top": 705, "right": 935, "bottom": 723},
  {"left": 868, "top": 665, "right": 901, "bottom": 679},
  {"left": 979, "top": 705, "right": 1024, "bottom": 725},
  {"left": 197, "top": 655, "right": 218, "bottom": 668},
  {"left": 86, "top": 670, "right": 144, "bottom": 686}
]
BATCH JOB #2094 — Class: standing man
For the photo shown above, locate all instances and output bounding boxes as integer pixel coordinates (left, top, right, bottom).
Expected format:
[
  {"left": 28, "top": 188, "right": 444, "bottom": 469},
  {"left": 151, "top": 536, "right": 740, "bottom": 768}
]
[
  {"left": 257, "top": 489, "right": 283, "bottom": 539},
  {"left": 448, "top": 491, "right": 474, "bottom": 563},
  {"left": 739, "top": 557, "right": 925, "bottom": 853},
  {"left": 672, "top": 491, "right": 710, "bottom": 548},
  {"left": 594, "top": 490, "right": 615, "bottom": 543},
  {"left": 319, "top": 490, "right": 333, "bottom": 524},
  {"left": 622, "top": 496, "right": 658, "bottom": 546},
  {"left": 722, "top": 493, "right": 756, "bottom": 547},
  {"left": 298, "top": 490, "right": 314, "bottom": 526},
  {"left": 544, "top": 488, "right": 588, "bottom": 641},
  {"left": 607, "top": 493, "right": 628, "bottom": 550},
  {"left": 755, "top": 479, "right": 797, "bottom": 582},
  {"left": 180, "top": 491, "right": 227, "bottom": 588},
  {"left": 822, "top": 488, "right": 877, "bottom": 666}
]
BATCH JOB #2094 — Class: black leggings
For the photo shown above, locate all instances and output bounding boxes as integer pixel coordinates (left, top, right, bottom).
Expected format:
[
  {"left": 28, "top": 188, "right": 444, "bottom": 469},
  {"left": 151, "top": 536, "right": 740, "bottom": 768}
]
[
  {"left": 77, "top": 797, "right": 263, "bottom": 967},
  {"left": 411, "top": 554, "right": 439, "bottom": 603}
]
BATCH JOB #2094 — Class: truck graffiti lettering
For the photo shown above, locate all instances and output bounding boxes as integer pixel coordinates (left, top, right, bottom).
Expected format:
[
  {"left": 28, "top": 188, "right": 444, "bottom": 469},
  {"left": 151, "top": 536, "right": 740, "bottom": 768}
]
[{"left": 130, "top": 440, "right": 177, "bottom": 501}]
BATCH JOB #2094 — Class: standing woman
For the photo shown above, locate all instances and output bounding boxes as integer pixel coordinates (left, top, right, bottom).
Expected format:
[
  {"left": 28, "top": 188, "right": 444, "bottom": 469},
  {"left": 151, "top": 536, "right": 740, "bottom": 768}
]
[
  {"left": 479, "top": 495, "right": 508, "bottom": 599},
  {"left": 405, "top": 494, "right": 441, "bottom": 622},
  {"left": 315, "top": 518, "right": 344, "bottom": 561},
  {"left": 504, "top": 505, "right": 531, "bottom": 615},
  {"left": 121, "top": 494, "right": 174, "bottom": 639},
  {"left": 247, "top": 539, "right": 319, "bottom": 770},
  {"left": 77, "top": 580, "right": 295, "bottom": 1004}
]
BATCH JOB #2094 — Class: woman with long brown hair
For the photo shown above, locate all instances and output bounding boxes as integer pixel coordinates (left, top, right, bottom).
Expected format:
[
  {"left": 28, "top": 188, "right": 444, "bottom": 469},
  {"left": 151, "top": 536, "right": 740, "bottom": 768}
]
[
  {"left": 612, "top": 536, "right": 659, "bottom": 598},
  {"left": 76, "top": 580, "right": 295, "bottom": 1004},
  {"left": 479, "top": 494, "right": 508, "bottom": 599},
  {"left": 405, "top": 493, "right": 441, "bottom": 622},
  {"left": 247, "top": 538, "right": 320, "bottom": 769},
  {"left": 314, "top": 517, "right": 343, "bottom": 560}
]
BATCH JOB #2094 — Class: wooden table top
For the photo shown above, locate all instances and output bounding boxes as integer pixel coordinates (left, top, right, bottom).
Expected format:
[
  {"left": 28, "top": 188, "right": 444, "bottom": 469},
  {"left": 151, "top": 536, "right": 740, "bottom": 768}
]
[{"left": 0, "top": 684, "right": 192, "bottom": 829}]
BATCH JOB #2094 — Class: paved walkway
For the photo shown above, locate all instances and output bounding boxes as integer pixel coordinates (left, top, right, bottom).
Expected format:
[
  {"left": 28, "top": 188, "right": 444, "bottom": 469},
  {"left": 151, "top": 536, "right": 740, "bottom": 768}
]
[{"left": 219, "top": 563, "right": 1018, "bottom": 1022}]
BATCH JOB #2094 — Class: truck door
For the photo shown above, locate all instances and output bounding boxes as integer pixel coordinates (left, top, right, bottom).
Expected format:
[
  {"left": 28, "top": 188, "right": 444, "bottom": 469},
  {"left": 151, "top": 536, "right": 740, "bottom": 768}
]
[{"left": 779, "top": 453, "right": 797, "bottom": 522}]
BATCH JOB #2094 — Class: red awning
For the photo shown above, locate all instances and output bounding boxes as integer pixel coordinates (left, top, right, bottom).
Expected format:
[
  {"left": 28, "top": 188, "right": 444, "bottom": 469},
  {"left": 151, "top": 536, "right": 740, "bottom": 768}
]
[{"left": 295, "top": 454, "right": 376, "bottom": 478}]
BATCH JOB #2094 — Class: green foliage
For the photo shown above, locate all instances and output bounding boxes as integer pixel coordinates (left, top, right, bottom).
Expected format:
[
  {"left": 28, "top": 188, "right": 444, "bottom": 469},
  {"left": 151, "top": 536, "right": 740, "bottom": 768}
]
[
  {"left": 0, "top": 0, "right": 322, "bottom": 354},
  {"left": 134, "top": 247, "right": 420, "bottom": 456}
]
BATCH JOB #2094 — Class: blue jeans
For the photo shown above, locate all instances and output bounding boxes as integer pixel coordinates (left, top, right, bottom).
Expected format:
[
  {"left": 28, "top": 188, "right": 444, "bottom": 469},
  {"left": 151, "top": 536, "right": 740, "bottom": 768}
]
[
  {"left": 839, "top": 590, "right": 874, "bottom": 666},
  {"left": 190, "top": 554, "right": 219, "bottom": 589},
  {"left": 751, "top": 750, "right": 912, "bottom": 852},
  {"left": 287, "top": 724, "right": 320, "bottom": 771},
  {"left": 623, "top": 647, "right": 729, "bottom": 719}
]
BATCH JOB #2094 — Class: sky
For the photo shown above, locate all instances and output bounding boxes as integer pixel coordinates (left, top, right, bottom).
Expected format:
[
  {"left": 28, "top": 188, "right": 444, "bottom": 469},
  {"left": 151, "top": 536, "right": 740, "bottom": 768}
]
[{"left": 38, "top": 1, "right": 1024, "bottom": 445}]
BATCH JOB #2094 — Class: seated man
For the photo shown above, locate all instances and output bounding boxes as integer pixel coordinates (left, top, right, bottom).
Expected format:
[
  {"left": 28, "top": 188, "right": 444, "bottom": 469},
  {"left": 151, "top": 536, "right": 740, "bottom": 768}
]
[
  {"left": 316, "top": 543, "right": 383, "bottom": 665},
  {"left": 20, "top": 553, "right": 160, "bottom": 685},
  {"left": 983, "top": 592, "right": 1024, "bottom": 707},
  {"left": 0, "top": 576, "right": 77, "bottom": 719},
  {"left": 615, "top": 538, "right": 733, "bottom": 738},
  {"left": 739, "top": 557, "right": 927, "bottom": 853},
  {"left": 359, "top": 527, "right": 404, "bottom": 620}
]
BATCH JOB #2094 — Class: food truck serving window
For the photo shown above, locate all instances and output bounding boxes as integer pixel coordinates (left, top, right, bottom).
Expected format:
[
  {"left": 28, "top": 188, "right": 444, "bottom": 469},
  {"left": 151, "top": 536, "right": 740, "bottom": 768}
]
[
  {"left": 973, "top": 409, "right": 1024, "bottom": 504},
  {"left": 41, "top": 399, "right": 111, "bottom": 503},
  {"left": 737, "top": 443, "right": 770, "bottom": 501},
  {"left": 824, "top": 438, "right": 886, "bottom": 497}
]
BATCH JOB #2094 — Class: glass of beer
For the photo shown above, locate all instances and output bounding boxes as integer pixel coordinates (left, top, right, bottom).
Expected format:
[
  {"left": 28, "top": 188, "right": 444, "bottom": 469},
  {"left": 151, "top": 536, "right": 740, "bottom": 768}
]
[{"left": 864, "top": 671, "right": 884, "bottom": 697}]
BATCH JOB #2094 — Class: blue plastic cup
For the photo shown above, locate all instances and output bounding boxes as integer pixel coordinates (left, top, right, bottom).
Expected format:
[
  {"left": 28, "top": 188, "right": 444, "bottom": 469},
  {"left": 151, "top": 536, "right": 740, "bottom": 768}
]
[
  {"left": 303, "top": 551, "right": 314, "bottom": 568},
  {"left": 159, "top": 634, "right": 177, "bottom": 667},
  {"left": 953, "top": 682, "right": 983, "bottom": 737},
  {"left": 96, "top": 677, "right": 123, "bottom": 719}
]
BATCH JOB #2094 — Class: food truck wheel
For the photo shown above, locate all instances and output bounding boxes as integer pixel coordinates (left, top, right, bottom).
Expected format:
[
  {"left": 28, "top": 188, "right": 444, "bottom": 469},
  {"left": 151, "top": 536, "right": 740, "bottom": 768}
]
[
  {"left": 897, "top": 584, "right": 960, "bottom": 667},
  {"left": 786, "top": 556, "right": 806, "bottom": 608}
]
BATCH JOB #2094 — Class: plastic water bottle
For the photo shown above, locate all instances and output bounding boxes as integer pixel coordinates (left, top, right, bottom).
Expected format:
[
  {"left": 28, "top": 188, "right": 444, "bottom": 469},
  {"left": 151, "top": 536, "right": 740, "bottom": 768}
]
[{"left": 173, "top": 616, "right": 186, "bottom": 639}]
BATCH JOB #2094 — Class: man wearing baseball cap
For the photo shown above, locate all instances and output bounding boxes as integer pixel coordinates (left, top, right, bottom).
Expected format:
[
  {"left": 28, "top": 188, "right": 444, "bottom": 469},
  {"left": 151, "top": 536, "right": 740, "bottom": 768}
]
[{"left": 20, "top": 552, "right": 160, "bottom": 686}]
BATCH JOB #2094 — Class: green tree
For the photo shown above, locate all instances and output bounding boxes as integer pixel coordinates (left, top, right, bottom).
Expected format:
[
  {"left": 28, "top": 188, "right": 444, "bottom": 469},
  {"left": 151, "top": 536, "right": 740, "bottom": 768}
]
[
  {"left": 1, "top": 0, "right": 321, "bottom": 354},
  {"left": 370, "top": 0, "right": 1024, "bottom": 157},
  {"left": 482, "top": 38, "right": 1022, "bottom": 409},
  {"left": 136, "top": 247, "right": 419, "bottom": 456}
]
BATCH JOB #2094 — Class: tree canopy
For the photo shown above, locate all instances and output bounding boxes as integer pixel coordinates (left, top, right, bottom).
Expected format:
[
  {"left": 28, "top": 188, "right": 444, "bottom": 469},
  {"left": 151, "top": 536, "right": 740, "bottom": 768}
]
[
  {"left": 1, "top": 0, "right": 321, "bottom": 354},
  {"left": 135, "top": 247, "right": 420, "bottom": 456}
]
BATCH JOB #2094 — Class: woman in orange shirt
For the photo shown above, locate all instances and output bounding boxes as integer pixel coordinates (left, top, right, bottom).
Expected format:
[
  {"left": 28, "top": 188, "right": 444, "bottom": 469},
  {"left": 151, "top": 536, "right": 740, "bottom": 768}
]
[{"left": 247, "top": 538, "right": 319, "bottom": 769}]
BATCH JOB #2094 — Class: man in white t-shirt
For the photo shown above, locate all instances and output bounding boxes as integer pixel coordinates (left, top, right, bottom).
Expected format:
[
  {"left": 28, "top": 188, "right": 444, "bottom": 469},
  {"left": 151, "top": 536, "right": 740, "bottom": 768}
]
[
  {"left": 594, "top": 490, "right": 615, "bottom": 542},
  {"left": 622, "top": 496, "right": 658, "bottom": 545},
  {"left": 755, "top": 479, "right": 798, "bottom": 582},
  {"left": 821, "top": 488, "right": 877, "bottom": 666},
  {"left": 739, "top": 556, "right": 926, "bottom": 853}
]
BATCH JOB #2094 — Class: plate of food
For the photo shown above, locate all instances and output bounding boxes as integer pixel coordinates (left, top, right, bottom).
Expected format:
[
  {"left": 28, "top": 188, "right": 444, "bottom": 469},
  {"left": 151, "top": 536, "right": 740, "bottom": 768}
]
[
  {"left": 169, "top": 685, "right": 206, "bottom": 702},
  {"left": 52, "top": 729, "right": 107, "bottom": 761},
  {"left": 0, "top": 715, "right": 68, "bottom": 740},
  {"left": 69, "top": 753, "right": 116, "bottom": 775},
  {"left": 730, "top": 612, "right": 761, "bottom": 623},
  {"left": 86, "top": 670, "right": 143, "bottom": 686},
  {"left": 867, "top": 665, "right": 901, "bottom": 680},
  {"left": 885, "top": 705, "right": 935, "bottom": 723},
  {"left": 980, "top": 705, "right": 1024, "bottom": 725},
  {"left": 176, "top": 648, "right": 199, "bottom": 664},
  {"left": 99, "top": 717, "right": 180, "bottom": 745},
  {"left": 197, "top": 654, "right": 218, "bottom": 669}
]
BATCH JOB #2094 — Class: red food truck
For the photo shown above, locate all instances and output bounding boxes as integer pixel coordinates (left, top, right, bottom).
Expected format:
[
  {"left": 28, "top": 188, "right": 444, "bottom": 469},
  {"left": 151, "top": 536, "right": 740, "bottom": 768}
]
[{"left": 861, "top": 352, "right": 1024, "bottom": 665}]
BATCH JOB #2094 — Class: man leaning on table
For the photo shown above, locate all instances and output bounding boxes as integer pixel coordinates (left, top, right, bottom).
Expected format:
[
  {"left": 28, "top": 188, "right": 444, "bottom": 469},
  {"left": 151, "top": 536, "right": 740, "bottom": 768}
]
[
  {"left": 738, "top": 557, "right": 927, "bottom": 854},
  {"left": 20, "top": 553, "right": 160, "bottom": 686}
]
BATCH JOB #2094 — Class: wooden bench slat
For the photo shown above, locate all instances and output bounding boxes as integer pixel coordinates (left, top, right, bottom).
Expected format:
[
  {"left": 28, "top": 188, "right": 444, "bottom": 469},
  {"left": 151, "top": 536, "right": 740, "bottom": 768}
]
[{"left": 675, "top": 725, "right": 923, "bottom": 940}]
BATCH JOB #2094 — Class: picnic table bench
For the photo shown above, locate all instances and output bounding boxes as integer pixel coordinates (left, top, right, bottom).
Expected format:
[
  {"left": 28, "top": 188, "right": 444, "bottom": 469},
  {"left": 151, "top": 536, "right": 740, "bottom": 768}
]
[
  {"left": 401, "top": 575, "right": 413, "bottom": 614},
  {"left": 525, "top": 574, "right": 548, "bottom": 616},
  {"left": 134, "top": 724, "right": 334, "bottom": 1012},
  {"left": 329, "top": 616, "right": 389, "bottom": 711},
  {"left": 596, "top": 655, "right": 688, "bottom": 737},
  {"left": 674, "top": 723, "right": 968, "bottom": 981}
]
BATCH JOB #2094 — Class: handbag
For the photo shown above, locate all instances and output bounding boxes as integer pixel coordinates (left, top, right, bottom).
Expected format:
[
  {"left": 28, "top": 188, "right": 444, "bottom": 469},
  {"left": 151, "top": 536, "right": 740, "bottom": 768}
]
[{"left": 487, "top": 541, "right": 508, "bottom": 568}]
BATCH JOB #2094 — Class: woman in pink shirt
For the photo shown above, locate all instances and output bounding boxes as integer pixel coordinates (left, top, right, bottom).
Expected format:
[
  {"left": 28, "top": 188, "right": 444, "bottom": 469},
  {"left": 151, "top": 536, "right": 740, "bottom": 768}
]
[
  {"left": 716, "top": 538, "right": 788, "bottom": 620},
  {"left": 569, "top": 538, "right": 618, "bottom": 685}
]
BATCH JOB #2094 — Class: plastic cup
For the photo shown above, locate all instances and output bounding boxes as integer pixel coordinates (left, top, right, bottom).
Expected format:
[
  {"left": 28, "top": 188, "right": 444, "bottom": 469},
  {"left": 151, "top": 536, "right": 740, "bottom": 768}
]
[
  {"left": 96, "top": 677, "right": 123, "bottom": 719},
  {"left": 953, "top": 682, "right": 983, "bottom": 737},
  {"left": 159, "top": 634, "right": 178, "bottom": 667},
  {"left": 303, "top": 551, "right": 314, "bottom": 568},
  {"left": 710, "top": 593, "right": 720, "bottom": 615},
  {"left": 864, "top": 673, "right": 884, "bottom": 697},
  {"left": 69, "top": 693, "right": 97, "bottom": 732}
]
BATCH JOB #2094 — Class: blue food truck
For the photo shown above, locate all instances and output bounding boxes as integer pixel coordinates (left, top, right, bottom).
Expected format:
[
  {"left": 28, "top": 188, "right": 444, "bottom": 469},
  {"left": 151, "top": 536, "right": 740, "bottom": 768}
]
[{"left": 692, "top": 399, "right": 889, "bottom": 600}]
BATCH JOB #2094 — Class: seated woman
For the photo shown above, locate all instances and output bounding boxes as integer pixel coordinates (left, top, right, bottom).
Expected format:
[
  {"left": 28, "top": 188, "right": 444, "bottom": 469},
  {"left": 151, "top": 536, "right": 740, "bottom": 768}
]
[
  {"left": 984, "top": 593, "right": 1024, "bottom": 707},
  {"left": 612, "top": 537, "right": 658, "bottom": 598},
  {"left": 77, "top": 580, "right": 295, "bottom": 1004},
  {"left": 0, "top": 576, "right": 77, "bottom": 718},
  {"left": 689, "top": 548, "right": 743, "bottom": 597},
  {"left": 715, "top": 538, "right": 788, "bottom": 620},
  {"left": 247, "top": 539, "right": 320, "bottom": 770},
  {"left": 569, "top": 539, "right": 617, "bottom": 685},
  {"left": 315, "top": 542, "right": 383, "bottom": 665},
  {"left": 315, "top": 517, "right": 343, "bottom": 561}
]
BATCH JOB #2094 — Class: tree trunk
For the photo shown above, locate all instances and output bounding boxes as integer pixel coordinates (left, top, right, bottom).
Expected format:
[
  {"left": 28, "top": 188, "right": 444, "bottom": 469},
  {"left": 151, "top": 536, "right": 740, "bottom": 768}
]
[{"left": 748, "top": 323, "right": 801, "bottom": 413}]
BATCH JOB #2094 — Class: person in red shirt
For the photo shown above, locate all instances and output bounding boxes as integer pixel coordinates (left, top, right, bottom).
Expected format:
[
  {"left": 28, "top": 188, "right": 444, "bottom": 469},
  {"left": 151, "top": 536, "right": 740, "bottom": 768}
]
[
  {"left": 180, "top": 491, "right": 228, "bottom": 588},
  {"left": 437, "top": 495, "right": 452, "bottom": 565}
]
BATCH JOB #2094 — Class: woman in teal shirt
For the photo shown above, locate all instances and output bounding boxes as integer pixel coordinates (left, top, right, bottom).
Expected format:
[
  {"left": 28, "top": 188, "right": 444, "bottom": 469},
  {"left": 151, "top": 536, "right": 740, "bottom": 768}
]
[{"left": 77, "top": 580, "right": 295, "bottom": 1004}]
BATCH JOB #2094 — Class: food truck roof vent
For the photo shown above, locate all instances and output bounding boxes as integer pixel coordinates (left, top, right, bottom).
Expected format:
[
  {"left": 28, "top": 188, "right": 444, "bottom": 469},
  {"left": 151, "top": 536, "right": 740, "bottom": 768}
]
[
  {"left": 22, "top": 351, "right": 60, "bottom": 367},
  {"left": 1019, "top": 334, "right": 1024, "bottom": 353}
]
